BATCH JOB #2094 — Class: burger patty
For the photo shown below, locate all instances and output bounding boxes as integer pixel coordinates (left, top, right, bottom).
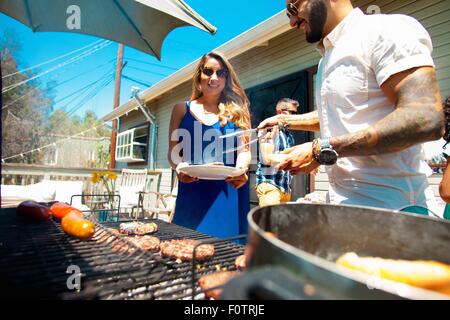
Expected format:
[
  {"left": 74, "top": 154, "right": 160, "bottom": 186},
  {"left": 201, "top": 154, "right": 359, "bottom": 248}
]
[
  {"left": 111, "top": 236, "right": 160, "bottom": 254},
  {"left": 119, "top": 222, "right": 158, "bottom": 235},
  {"left": 198, "top": 271, "right": 240, "bottom": 300},
  {"left": 160, "top": 239, "right": 215, "bottom": 261},
  {"left": 234, "top": 254, "right": 246, "bottom": 270},
  {"left": 127, "top": 235, "right": 160, "bottom": 252}
]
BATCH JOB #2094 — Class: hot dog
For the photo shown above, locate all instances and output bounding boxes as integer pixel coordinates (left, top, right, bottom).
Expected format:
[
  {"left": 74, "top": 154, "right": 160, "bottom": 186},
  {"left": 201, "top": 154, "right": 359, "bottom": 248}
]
[
  {"left": 61, "top": 209, "right": 95, "bottom": 240},
  {"left": 17, "top": 200, "right": 51, "bottom": 223},
  {"left": 336, "top": 252, "right": 450, "bottom": 295},
  {"left": 50, "top": 202, "right": 75, "bottom": 220}
]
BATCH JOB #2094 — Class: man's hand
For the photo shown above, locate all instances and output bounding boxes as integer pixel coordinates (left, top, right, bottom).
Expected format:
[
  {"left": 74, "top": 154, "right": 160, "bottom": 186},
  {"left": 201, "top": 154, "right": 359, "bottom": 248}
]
[
  {"left": 226, "top": 169, "right": 249, "bottom": 189},
  {"left": 277, "top": 142, "right": 320, "bottom": 175},
  {"left": 257, "top": 115, "right": 280, "bottom": 130}
]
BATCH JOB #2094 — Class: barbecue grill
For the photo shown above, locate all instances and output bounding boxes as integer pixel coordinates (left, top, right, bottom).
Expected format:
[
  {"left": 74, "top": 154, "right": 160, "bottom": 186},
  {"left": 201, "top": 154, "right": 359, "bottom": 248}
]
[{"left": 0, "top": 206, "right": 245, "bottom": 300}]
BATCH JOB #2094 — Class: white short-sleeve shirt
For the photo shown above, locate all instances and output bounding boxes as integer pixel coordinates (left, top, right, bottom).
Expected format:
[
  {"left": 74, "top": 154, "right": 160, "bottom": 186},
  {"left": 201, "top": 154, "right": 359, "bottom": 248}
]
[{"left": 315, "top": 8, "right": 440, "bottom": 216}]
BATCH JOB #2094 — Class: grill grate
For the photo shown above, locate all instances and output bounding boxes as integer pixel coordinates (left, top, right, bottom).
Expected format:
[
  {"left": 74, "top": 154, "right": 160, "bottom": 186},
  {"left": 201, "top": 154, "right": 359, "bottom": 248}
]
[{"left": 0, "top": 207, "right": 245, "bottom": 300}]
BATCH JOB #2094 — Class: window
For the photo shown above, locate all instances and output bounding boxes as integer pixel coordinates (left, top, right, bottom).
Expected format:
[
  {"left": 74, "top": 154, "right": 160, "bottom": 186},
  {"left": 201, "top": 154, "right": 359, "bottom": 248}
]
[
  {"left": 115, "top": 125, "right": 149, "bottom": 162},
  {"left": 44, "top": 145, "right": 58, "bottom": 165}
]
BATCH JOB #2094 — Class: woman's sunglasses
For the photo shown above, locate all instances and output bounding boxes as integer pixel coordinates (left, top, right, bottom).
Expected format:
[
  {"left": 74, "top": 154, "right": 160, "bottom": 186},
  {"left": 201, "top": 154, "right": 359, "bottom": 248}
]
[
  {"left": 286, "top": 0, "right": 301, "bottom": 18},
  {"left": 202, "top": 67, "right": 228, "bottom": 78}
]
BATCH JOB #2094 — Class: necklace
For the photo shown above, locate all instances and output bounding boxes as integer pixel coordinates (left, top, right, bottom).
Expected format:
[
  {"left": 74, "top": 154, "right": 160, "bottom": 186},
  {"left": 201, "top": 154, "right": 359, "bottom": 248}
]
[{"left": 203, "top": 105, "right": 219, "bottom": 115}]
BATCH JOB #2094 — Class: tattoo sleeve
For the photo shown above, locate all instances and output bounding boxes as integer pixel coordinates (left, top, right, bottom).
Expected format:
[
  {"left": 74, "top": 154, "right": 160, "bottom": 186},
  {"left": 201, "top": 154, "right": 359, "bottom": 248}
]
[{"left": 331, "top": 68, "right": 445, "bottom": 157}]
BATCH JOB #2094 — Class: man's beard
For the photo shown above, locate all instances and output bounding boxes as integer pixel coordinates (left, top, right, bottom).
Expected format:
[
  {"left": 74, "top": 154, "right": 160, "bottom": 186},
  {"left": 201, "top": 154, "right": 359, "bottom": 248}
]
[{"left": 305, "top": 0, "right": 328, "bottom": 43}]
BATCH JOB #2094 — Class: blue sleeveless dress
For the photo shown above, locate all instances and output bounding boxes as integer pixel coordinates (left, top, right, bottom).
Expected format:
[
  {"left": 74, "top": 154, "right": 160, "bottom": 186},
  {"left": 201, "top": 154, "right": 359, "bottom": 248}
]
[{"left": 172, "top": 101, "right": 250, "bottom": 239}]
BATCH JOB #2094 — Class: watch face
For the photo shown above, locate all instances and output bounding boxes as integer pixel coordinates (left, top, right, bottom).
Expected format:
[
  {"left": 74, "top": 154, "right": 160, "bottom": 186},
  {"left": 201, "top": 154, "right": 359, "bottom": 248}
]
[{"left": 319, "top": 149, "right": 338, "bottom": 165}]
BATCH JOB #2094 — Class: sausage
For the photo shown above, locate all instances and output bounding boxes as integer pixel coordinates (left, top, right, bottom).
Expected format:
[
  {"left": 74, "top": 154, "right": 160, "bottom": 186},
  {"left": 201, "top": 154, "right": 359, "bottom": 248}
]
[
  {"left": 336, "top": 252, "right": 450, "bottom": 295},
  {"left": 17, "top": 200, "right": 51, "bottom": 223},
  {"left": 61, "top": 209, "right": 95, "bottom": 240},
  {"left": 50, "top": 202, "right": 75, "bottom": 220}
]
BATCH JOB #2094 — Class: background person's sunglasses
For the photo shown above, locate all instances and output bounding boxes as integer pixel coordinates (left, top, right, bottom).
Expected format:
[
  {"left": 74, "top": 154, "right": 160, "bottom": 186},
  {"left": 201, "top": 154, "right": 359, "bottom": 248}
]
[
  {"left": 202, "top": 67, "right": 228, "bottom": 78},
  {"left": 283, "top": 109, "right": 298, "bottom": 114}
]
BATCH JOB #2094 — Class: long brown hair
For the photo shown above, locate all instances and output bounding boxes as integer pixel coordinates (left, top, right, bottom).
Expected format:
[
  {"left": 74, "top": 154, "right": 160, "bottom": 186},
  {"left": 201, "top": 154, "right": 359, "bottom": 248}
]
[
  {"left": 190, "top": 51, "right": 250, "bottom": 130},
  {"left": 444, "top": 96, "right": 450, "bottom": 146}
]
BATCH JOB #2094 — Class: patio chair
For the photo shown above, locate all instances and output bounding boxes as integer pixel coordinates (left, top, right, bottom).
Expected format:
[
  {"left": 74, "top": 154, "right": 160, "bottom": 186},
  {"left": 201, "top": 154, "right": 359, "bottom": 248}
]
[
  {"left": 116, "top": 168, "right": 148, "bottom": 219},
  {"left": 143, "top": 176, "right": 178, "bottom": 223}
]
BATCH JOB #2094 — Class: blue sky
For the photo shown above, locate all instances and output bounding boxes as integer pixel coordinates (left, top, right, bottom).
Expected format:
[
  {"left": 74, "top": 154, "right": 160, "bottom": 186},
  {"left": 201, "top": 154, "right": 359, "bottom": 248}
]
[{"left": 1, "top": 0, "right": 286, "bottom": 120}]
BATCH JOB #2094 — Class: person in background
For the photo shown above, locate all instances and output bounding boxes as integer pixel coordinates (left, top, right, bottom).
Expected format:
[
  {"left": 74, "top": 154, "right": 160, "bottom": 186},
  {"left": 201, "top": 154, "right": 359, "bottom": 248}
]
[
  {"left": 439, "top": 96, "right": 450, "bottom": 220},
  {"left": 258, "top": 0, "right": 445, "bottom": 216},
  {"left": 256, "top": 98, "right": 298, "bottom": 207},
  {"left": 167, "top": 51, "right": 251, "bottom": 238}
]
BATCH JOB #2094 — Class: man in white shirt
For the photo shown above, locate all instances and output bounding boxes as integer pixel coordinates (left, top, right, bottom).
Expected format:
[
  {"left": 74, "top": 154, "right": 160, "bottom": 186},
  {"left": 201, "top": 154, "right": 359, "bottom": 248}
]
[{"left": 258, "top": 0, "right": 445, "bottom": 216}]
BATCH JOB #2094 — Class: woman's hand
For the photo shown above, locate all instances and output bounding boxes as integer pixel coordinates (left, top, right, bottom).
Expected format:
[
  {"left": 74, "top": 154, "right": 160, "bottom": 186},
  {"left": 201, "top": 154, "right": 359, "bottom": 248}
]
[
  {"left": 226, "top": 168, "right": 249, "bottom": 189},
  {"left": 176, "top": 162, "right": 199, "bottom": 183}
]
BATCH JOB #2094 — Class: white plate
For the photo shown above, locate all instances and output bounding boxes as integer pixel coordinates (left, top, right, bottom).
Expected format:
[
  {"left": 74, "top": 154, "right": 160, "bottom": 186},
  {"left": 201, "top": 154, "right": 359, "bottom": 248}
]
[{"left": 179, "top": 165, "right": 246, "bottom": 180}]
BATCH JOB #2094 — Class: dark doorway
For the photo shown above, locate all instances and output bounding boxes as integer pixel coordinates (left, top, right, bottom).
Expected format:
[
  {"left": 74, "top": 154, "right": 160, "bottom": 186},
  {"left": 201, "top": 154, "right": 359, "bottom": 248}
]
[{"left": 245, "top": 70, "right": 311, "bottom": 205}]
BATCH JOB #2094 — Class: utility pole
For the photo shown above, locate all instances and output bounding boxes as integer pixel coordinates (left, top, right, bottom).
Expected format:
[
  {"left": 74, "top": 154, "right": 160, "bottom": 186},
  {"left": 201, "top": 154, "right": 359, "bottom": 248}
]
[{"left": 110, "top": 43, "right": 124, "bottom": 169}]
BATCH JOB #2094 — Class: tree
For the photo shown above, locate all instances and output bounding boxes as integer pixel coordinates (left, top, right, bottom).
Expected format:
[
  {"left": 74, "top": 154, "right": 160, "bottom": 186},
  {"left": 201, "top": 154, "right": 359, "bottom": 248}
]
[
  {"left": 1, "top": 30, "right": 111, "bottom": 167},
  {"left": 1, "top": 29, "right": 54, "bottom": 164}
]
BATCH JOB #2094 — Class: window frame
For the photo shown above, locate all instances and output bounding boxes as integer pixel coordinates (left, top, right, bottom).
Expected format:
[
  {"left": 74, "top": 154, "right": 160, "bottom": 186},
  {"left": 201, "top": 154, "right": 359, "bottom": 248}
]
[{"left": 115, "top": 124, "right": 149, "bottom": 163}]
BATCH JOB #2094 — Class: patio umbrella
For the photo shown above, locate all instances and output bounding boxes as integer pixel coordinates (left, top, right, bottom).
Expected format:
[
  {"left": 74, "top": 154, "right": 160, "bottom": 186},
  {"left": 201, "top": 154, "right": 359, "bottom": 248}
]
[{"left": 0, "top": 0, "right": 217, "bottom": 59}]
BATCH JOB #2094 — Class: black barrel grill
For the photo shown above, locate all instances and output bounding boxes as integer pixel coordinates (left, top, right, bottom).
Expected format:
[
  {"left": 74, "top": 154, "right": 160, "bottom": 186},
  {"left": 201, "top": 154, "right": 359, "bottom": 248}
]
[{"left": 0, "top": 207, "right": 245, "bottom": 300}]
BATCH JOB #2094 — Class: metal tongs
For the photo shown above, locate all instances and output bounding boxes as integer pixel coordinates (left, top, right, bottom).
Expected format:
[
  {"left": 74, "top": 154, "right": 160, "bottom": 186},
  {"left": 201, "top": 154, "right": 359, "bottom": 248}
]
[{"left": 219, "top": 125, "right": 279, "bottom": 154}]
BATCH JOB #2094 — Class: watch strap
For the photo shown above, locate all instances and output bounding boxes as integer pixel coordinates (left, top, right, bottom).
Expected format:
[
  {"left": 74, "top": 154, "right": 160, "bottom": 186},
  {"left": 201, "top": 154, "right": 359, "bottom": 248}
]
[{"left": 312, "top": 138, "right": 321, "bottom": 164}]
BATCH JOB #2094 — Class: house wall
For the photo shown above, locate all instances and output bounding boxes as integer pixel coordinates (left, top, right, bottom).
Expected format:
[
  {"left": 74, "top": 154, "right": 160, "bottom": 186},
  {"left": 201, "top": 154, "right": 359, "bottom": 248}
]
[
  {"left": 118, "top": 0, "right": 450, "bottom": 198},
  {"left": 44, "top": 137, "right": 109, "bottom": 168}
]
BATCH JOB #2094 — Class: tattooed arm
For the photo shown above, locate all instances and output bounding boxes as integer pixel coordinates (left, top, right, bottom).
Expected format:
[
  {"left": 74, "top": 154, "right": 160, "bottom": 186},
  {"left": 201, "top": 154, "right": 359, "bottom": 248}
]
[
  {"left": 277, "top": 67, "right": 444, "bottom": 174},
  {"left": 330, "top": 67, "right": 444, "bottom": 157},
  {"left": 258, "top": 110, "right": 320, "bottom": 132}
]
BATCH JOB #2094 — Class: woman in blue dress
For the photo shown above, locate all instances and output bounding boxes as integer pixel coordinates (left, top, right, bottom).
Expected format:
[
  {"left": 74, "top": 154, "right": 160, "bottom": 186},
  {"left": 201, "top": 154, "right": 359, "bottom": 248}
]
[{"left": 167, "top": 51, "right": 251, "bottom": 239}]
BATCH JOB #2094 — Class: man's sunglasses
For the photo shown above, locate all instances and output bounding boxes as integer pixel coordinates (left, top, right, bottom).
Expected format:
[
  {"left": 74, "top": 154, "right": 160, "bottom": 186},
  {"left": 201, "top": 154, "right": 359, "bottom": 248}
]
[
  {"left": 202, "top": 67, "right": 228, "bottom": 78},
  {"left": 286, "top": 0, "right": 301, "bottom": 18},
  {"left": 280, "top": 108, "right": 298, "bottom": 114}
]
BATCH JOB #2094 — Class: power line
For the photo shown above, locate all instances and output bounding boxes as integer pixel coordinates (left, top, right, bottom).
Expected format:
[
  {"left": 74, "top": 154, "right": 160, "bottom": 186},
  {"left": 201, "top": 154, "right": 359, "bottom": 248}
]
[
  {"left": 2, "top": 39, "right": 105, "bottom": 79},
  {"left": 66, "top": 75, "right": 115, "bottom": 116},
  {"left": 62, "top": 74, "right": 114, "bottom": 114},
  {"left": 122, "top": 74, "right": 152, "bottom": 88},
  {"left": 52, "top": 68, "right": 115, "bottom": 106},
  {"left": 126, "top": 65, "right": 170, "bottom": 77},
  {"left": 2, "top": 41, "right": 112, "bottom": 93},
  {"left": 2, "top": 58, "right": 116, "bottom": 110},
  {"left": 66, "top": 77, "right": 114, "bottom": 117},
  {"left": 125, "top": 57, "right": 178, "bottom": 71},
  {"left": 66, "top": 75, "right": 114, "bottom": 115},
  {"left": 53, "top": 57, "right": 116, "bottom": 88}
]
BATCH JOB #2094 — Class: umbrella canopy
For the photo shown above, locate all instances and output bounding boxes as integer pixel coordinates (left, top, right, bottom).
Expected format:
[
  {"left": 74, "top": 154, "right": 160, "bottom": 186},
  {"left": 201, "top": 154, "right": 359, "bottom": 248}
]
[{"left": 0, "top": 0, "right": 217, "bottom": 59}]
